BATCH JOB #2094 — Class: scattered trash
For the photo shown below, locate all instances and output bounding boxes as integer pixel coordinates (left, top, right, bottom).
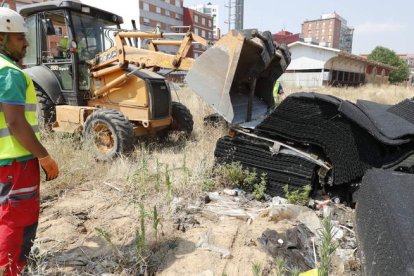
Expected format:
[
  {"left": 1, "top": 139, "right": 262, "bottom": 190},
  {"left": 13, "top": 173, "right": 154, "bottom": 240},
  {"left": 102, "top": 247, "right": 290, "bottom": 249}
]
[
  {"left": 171, "top": 197, "right": 185, "bottom": 212},
  {"left": 203, "top": 192, "right": 264, "bottom": 221},
  {"left": 272, "top": 196, "right": 288, "bottom": 205},
  {"left": 206, "top": 192, "right": 220, "bottom": 201},
  {"left": 257, "top": 224, "right": 316, "bottom": 271},
  {"left": 299, "top": 268, "right": 318, "bottom": 276},
  {"left": 331, "top": 225, "right": 344, "bottom": 241},
  {"left": 174, "top": 216, "right": 201, "bottom": 232},
  {"left": 322, "top": 205, "right": 334, "bottom": 218},
  {"left": 196, "top": 231, "right": 232, "bottom": 259},
  {"left": 265, "top": 204, "right": 321, "bottom": 234},
  {"left": 223, "top": 188, "right": 238, "bottom": 196}
]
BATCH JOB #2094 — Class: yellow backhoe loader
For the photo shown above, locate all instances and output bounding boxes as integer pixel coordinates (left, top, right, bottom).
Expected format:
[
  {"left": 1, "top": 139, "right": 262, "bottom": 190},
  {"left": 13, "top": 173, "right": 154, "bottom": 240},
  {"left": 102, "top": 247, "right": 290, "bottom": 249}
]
[{"left": 20, "top": 0, "right": 290, "bottom": 160}]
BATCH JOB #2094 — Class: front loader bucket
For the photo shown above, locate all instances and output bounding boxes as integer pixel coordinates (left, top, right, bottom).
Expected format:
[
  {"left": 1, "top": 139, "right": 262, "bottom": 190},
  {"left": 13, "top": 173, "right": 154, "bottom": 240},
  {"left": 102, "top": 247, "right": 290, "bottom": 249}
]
[{"left": 186, "top": 29, "right": 290, "bottom": 125}]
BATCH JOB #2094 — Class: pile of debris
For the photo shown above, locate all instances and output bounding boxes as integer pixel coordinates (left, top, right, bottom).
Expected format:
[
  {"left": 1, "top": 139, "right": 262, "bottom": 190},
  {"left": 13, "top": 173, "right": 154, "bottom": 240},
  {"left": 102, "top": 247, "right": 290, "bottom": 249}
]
[
  {"left": 157, "top": 190, "right": 360, "bottom": 275},
  {"left": 215, "top": 93, "right": 414, "bottom": 199}
]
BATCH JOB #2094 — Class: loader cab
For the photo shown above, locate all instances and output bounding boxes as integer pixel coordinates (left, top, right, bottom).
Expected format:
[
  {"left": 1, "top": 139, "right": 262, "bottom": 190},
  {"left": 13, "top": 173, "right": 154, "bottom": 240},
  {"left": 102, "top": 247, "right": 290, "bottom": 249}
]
[{"left": 20, "top": 1, "right": 122, "bottom": 106}]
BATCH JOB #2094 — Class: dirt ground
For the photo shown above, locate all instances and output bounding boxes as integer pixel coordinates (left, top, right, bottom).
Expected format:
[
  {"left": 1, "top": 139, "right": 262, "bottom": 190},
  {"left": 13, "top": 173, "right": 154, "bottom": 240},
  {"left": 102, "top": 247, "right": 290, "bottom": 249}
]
[{"left": 30, "top": 179, "right": 360, "bottom": 275}]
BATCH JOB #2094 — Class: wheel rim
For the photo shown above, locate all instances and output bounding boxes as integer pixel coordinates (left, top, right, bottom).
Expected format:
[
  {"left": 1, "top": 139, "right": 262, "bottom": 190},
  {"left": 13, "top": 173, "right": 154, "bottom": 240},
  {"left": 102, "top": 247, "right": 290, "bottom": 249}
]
[{"left": 92, "top": 122, "right": 115, "bottom": 154}]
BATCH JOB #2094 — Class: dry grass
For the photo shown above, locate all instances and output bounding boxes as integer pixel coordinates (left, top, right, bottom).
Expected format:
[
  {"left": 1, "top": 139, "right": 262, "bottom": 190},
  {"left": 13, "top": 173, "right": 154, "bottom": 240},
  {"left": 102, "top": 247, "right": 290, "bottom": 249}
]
[
  {"left": 32, "top": 86, "right": 226, "bottom": 274},
  {"left": 41, "top": 86, "right": 225, "bottom": 198}
]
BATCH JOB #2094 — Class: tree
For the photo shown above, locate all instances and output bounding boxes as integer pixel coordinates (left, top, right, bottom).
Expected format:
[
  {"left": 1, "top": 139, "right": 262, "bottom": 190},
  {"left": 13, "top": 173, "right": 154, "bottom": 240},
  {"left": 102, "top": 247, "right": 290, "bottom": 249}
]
[{"left": 368, "top": 46, "right": 409, "bottom": 84}]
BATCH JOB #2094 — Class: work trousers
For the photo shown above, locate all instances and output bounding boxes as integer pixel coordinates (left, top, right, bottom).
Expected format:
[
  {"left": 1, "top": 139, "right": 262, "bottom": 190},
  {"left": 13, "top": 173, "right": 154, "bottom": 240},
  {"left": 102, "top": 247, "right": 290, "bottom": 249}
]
[{"left": 0, "top": 159, "right": 40, "bottom": 276}]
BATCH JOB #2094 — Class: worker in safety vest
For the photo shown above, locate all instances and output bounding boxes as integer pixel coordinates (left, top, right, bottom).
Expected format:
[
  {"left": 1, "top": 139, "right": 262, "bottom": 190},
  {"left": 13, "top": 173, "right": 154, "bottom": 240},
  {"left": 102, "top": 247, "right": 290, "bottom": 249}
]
[
  {"left": 56, "top": 35, "right": 69, "bottom": 58},
  {"left": 0, "top": 8, "right": 59, "bottom": 276},
  {"left": 273, "top": 80, "right": 285, "bottom": 107}
]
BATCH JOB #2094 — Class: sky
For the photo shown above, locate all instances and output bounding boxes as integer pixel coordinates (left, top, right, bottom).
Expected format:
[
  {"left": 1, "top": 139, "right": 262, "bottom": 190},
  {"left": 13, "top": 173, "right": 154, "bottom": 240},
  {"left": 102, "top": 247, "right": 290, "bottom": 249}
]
[{"left": 183, "top": 0, "right": 412, "bottom": 55}]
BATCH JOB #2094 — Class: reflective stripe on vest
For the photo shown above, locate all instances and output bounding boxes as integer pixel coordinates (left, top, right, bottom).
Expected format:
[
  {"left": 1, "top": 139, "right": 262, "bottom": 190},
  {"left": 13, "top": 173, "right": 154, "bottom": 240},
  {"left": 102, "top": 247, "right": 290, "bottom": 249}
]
[
  {"left": 0, "top": 125, "right": 39, "bottom": 138},
  {"left": 0, "top": 56, "right": 40, "bottom": 159}
]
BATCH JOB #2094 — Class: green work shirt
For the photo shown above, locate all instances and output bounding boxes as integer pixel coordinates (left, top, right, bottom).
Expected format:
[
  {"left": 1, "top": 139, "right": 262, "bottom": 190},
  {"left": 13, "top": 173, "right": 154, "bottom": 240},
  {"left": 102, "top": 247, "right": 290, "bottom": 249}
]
[{"left": 0, "top": 53, "right": 34, "bottom": 165}]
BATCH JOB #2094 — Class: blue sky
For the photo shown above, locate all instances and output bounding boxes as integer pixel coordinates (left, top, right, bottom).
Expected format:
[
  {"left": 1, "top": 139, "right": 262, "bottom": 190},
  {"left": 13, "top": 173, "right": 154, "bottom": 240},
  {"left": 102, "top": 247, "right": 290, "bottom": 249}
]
[{"left": 183, "top": 0, "right": 412, "bottom": 55}]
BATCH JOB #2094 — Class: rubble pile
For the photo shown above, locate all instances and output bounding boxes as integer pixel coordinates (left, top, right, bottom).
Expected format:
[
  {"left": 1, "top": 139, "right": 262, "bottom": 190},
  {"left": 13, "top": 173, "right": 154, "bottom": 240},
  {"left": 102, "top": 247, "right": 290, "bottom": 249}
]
[{"left": 214, "top": 93, "right": 414, "bottom": 197}]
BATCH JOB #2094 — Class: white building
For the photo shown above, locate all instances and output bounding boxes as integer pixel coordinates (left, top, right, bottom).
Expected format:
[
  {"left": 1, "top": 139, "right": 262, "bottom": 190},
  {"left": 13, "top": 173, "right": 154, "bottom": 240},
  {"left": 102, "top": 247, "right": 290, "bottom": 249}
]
[
  {"left": 190, "top": 2, "right": 220, "bottom": 38},
  {"left": 279, "top": 41, "right": 394, "bottom": 88}
]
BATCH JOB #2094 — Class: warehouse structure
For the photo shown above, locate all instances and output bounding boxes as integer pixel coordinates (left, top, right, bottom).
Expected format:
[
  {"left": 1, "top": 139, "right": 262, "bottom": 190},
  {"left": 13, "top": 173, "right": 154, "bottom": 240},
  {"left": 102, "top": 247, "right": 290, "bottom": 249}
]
[{"left": 280, "top": 41, "right": 394, "bottom": 88}]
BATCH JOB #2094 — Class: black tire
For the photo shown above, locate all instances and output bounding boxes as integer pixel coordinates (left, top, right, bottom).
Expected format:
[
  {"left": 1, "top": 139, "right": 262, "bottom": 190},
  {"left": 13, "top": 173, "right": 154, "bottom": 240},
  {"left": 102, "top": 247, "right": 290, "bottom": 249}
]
[
  {"left": 83, "top": 109, "right": 134, "bottom": 160},
  {"left": 35, "top": 86, "right": 56, "bottom": 130},
  {"left": 170, "top": 101, "right": 193, "bottom": 134}
]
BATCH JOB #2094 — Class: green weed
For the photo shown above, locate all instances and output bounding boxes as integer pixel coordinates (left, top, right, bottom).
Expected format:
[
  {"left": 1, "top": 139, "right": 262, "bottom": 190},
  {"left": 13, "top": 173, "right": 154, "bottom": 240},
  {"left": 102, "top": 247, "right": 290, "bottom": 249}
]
[
  {"left": 283, "top": 184, "right": 312, "bottom": 205},
  {"left": 274, "top": 256, "right": 286, "bottom": 276},
  {"left": 252, "top": 261, "right": 263, "bottom": 276},
  {"left": 252, "top": 174, "right": 267, "bottom": 200},
  {"left": 216, "top": 162, "right": 267, "bottom": 196},
  {"left": 318, "top": 217, "right": 338, "bottom": 276}
]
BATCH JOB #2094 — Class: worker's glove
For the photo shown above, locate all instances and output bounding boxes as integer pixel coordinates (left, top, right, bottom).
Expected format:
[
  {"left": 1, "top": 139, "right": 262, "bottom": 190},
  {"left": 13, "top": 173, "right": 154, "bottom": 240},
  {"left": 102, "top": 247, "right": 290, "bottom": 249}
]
[{"left": 38, "top": 155, "right": 59, "bottom": 181}]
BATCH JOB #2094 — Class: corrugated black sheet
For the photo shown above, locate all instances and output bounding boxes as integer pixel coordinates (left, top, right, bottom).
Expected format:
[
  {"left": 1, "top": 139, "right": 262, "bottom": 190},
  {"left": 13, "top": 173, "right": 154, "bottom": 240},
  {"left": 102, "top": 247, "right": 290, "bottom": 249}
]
[
  {"left": 214, "top": 92, "right": 414, "bottom": 193},
  {"left": 215, "top": 135, "right": 317, "bottom": 196},
  {"left": 388, "top": 98, "right": 414, "bottom": 125},
  {"left": 255, "top": 95, "right": 386, "bottom": 185},
  {"left": 356, "top": 169, "right": 414, "bottom": 276}
]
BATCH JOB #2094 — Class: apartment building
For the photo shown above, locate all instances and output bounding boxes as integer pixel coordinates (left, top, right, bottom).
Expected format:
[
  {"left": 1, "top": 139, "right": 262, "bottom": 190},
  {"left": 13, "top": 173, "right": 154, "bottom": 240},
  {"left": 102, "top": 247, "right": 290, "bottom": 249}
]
[
  {"left": 183, "top": 7, "right": 214, "bottom": 58},
  {"left": 190, "top": 2, "right": 220, "bottom": 38},
  {"left": 302, "top": 12, "right": 354, "bottom": 53},
  {"left": 272, "top": 30, "right": 302, "bottom": 45},
  {"left": 139, "top": 0, "right": 183, "bottom": 33}
]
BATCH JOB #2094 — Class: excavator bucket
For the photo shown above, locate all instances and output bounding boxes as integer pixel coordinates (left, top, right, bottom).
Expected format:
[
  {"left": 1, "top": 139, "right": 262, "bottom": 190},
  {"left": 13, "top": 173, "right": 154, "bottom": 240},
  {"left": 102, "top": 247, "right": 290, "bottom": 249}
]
[{"left": 186, "top": 29, "right": 291, "bottom": 125}]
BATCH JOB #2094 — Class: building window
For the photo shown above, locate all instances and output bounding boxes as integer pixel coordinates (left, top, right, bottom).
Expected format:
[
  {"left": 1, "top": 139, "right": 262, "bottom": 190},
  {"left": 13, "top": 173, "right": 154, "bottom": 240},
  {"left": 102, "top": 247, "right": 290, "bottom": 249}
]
[
  {"left": 201, "top": 29, "right": 206, "bottom": 37},
  {"left": 194, "top": 27, "right": 199, "bottom": 34},
  {"left": 165, "top": 0, "right": 170, "bottom": 3},
  {"left": 208, "top": 20, "right": 212, "bottom": 27},
  {"left": 175, "top": 13, "right": 181, "bottom": 20},
  {"left": 194, "top": 14, "right": 199, "bottom": 23},
  {"left": 202, "top": 17, "right": 206, "bottom": 25},
  {"left": 308, "top": 23, "right": 312, "bottom": 29},
  {"left": 165, "top": 10, "right": 170, "bottom": 16},
  {"left": 143, "top": 3, "right": 149, "bottom": 11},
  {"left": 55, "top": 26, "right": 63, "bottom": 36},
  {"left": 175, "top": 0, "right": 181, "bottom": 7},
  {"left": 156, "top": 7, "right": 161, "bottom": 13}
]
